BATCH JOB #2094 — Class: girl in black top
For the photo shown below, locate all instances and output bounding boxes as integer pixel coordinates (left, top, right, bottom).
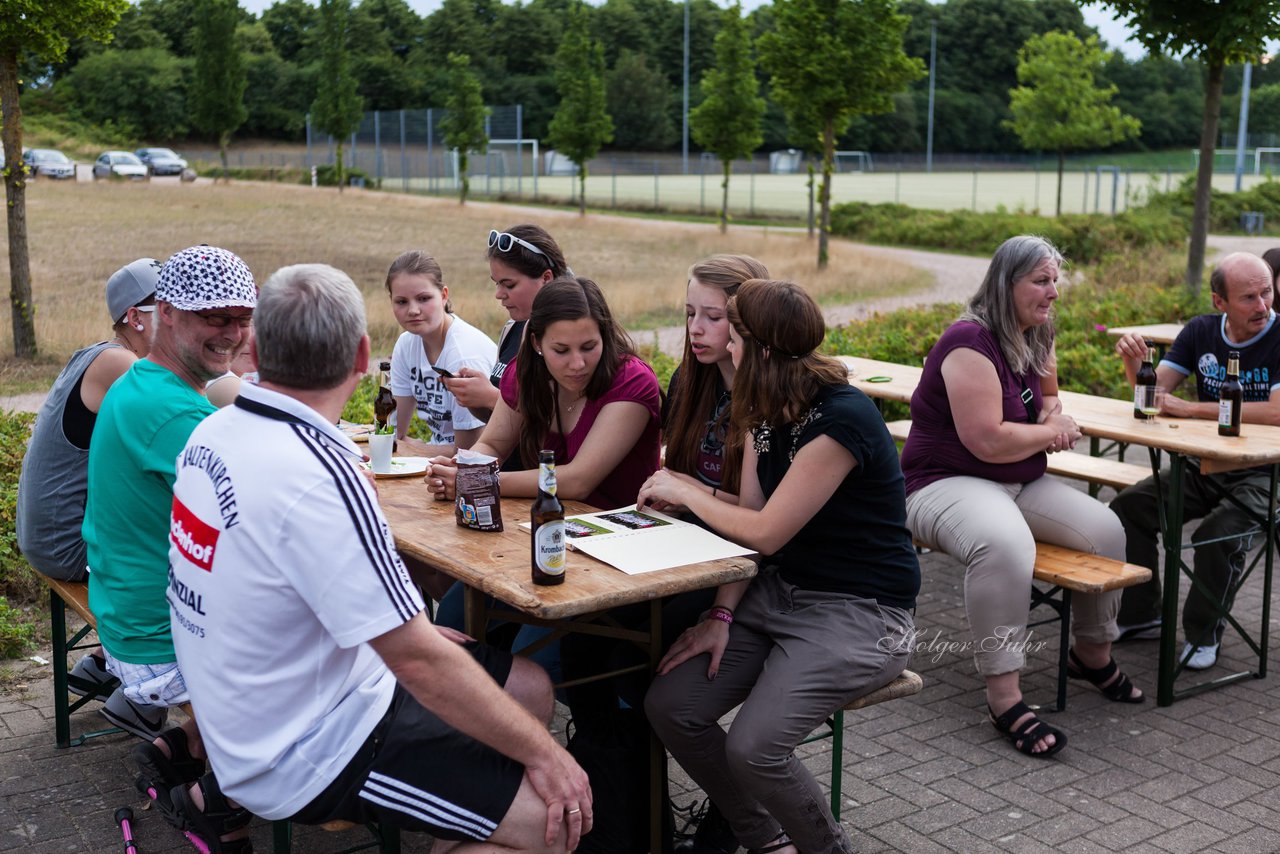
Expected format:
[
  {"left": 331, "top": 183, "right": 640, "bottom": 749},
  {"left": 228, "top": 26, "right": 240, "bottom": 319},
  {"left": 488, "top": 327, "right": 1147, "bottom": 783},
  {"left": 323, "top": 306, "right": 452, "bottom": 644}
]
[{"left": 640, "top": 279, "right": 919, "bottom": 854}]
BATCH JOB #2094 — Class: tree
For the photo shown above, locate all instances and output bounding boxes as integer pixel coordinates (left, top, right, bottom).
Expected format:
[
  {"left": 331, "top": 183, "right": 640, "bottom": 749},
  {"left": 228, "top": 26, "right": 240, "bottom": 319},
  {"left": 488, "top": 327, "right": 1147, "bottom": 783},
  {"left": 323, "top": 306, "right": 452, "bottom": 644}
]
[
  {"left": 690, "top": 2, "right": 764, "bottom": 233},
  {"left": 191, "top": 0, "right": 248, "bottom": 183},
  {"left": 1095, "top": 0, "right": 1280, "bottom": 292},
  {"left": 1006, "top": 31, "right": 1140, "bottom": 216},
  {"left": 311, "top": 0, "right": 364, "bottom": 193},
  {"left": 546, "top": 2, "right": 613, "bottom": 216},
  {"left": 440, "top": 52, "right": 489, "bottom": 205},
  {"left": 760, "top": 0, "right": 923, "bottom": 267},
  {"left": 606, "top": 50, "right": 676, "bottom": 151},
  {"left": 0, "top": 0, "right": 127, "bottom": 360}
]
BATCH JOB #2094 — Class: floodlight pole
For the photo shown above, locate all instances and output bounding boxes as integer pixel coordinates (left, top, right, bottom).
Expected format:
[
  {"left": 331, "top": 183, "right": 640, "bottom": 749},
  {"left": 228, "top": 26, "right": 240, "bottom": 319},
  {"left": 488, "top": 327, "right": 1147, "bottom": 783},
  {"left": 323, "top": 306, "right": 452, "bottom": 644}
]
[
  {"left": 1234, "top": 60, "right": 1253, "bottom": 192},
  {"left": 926, "top": 20, "right": 936, "bottom": 173},
  {"left": 682, "top": 0, "right": 690, "bottom": 174}
]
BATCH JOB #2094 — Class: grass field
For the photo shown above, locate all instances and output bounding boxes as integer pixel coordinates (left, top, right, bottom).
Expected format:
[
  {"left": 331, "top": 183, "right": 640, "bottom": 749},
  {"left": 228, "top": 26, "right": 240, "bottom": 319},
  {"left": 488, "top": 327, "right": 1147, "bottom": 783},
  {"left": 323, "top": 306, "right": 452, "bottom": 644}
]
[
  {"left": 412, "top": 169, "right": 1271, "bottom": 218},
  {"left": 0, "top": 180, "right": 927, "bottom": 393}
]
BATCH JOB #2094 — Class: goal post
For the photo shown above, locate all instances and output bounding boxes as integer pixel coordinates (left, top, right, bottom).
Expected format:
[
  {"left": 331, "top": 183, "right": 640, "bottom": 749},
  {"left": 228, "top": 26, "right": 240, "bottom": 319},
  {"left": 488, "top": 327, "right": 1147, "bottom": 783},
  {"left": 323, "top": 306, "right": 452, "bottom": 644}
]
[
  {"left": 833, "top": 150, "right": 873, "bottom": 173},
  {"left": 1255, "top": 147, "right": 1280, "bottom": 175}
]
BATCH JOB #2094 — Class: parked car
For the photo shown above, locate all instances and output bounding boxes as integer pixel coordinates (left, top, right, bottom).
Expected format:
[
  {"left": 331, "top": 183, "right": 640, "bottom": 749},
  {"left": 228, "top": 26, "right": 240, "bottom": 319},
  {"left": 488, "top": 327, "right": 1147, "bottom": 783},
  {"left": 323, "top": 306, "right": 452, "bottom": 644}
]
[
  {"left": 135, "top": 147, "right": 188, "bottom": 176},
  {"left": 22, "top": 148, "right": 76, "bottom": 179},
  {"left": 92, "top": 151, "right": 149, "bottom": 180}
]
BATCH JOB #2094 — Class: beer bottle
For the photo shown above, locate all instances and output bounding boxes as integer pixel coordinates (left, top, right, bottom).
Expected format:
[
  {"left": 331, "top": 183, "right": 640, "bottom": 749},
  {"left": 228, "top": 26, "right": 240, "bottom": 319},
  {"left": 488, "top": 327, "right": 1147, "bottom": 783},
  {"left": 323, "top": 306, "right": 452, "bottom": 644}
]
[
  {"left": 1134, "top": 341, "right": 1158, "bottom": 419},
  {"left": 374, "top": 361, "right": 395, "bottom": 431},
  {"left": 1219, "top": 350, "right": 1243, "bottom": 437},
  {"left": 531, "top": 450, "right": 566, "bottom": 586}
]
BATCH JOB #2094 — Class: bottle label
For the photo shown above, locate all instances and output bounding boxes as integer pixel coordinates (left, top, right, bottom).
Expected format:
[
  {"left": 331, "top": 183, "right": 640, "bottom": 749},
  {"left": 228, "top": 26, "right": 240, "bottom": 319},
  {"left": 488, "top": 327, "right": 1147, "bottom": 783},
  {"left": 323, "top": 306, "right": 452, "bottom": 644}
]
[
  {"left": 538, "top": 465, "right": 557, "bottom": 497},
  {"left": 534, "top": 521, "right": 565, "bottom": 574},
  {"left": 1219, "top": 399, "right": 1233, "bottom": 428}
]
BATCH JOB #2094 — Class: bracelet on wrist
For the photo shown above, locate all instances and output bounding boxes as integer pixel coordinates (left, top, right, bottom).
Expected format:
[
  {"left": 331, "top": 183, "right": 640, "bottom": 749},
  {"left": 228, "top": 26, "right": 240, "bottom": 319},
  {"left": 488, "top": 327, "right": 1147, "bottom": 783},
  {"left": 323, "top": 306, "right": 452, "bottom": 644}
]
[
  {"left": 706, "top": 606, "right": 734, "bottom": 625},
  {"left": 712, "top": 487, "right": 718, "bottom": 497}
]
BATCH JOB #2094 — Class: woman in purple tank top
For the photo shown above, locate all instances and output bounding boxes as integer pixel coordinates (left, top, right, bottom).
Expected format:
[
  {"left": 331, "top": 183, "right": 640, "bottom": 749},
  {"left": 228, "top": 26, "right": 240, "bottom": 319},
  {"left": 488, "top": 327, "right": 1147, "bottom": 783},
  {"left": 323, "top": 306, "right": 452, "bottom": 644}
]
[{"left": 900, "top": 235, "right": 1142, "bottom": 760}]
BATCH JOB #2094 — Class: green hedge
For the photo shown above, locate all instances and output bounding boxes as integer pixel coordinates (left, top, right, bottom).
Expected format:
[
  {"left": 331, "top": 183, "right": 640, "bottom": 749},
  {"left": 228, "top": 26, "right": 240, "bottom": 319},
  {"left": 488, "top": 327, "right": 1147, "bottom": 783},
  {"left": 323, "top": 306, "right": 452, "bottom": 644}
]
[
  {"left": 823, "top": 247, "right": 1214, "bottom": 420},
  {"left": 195, "top": 165, "right": 307, "bottom": 183},
  {"left": 828, "top": 202, "right": 1186, "bottom": 263},
  {"left": 0, "top": 410, "right": 39, "bottom": 655},
  {"left": 1145, "top": 174, "right": 1280, "bottom": 234}
]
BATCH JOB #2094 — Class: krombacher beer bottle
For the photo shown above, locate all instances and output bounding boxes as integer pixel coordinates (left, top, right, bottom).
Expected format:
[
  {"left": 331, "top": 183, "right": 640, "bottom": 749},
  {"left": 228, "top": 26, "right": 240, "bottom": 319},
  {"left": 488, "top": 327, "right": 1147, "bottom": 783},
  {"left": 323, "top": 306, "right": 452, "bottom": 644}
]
[
  {"left": 374, "top": 361, "right": 395, "bottom": 431},
  {"left": 531, "top": 450, "right": 566, "bottom": 585},
  {"left": 1134, "top": 341, "right": 1158, "bottom": 419},
  {"left": 1219, "top": 350, "right": 1243, "bottom": 437}
]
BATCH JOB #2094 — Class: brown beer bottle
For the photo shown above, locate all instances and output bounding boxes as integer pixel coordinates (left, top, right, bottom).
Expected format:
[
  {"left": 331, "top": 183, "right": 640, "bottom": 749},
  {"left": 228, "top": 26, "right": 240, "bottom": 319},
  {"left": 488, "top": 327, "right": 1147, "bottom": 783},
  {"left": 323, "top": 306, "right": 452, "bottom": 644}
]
[
  {"left": 531, "top": 450, "right": 566, "bottom": 585},
  {"left": 374, "top": 361, "right": 395, "bottom": 431},
  {"left": 1219, "top": 351, "right": 1243, "bottom": 436},
  {"left": 1134, "top": 341, "right": 1158, "bottom": 419}
]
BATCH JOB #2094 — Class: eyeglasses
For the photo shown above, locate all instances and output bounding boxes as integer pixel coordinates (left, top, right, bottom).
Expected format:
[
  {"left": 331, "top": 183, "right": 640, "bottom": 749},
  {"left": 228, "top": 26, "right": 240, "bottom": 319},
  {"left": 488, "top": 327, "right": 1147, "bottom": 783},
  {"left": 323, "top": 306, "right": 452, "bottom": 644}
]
[
  {"left": 194, "top": 310, "right": 253, "bottom": 329},
  {"left": 489, "top": 229, "right": 548, "bottom": 260}
]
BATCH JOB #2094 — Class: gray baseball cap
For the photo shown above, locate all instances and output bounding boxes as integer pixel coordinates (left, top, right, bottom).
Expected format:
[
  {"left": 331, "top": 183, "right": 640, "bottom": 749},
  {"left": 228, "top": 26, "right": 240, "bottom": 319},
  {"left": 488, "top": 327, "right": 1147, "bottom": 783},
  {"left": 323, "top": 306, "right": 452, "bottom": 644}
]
[{"left": 106, "top": 258, "right": 162, "bottom": 324}]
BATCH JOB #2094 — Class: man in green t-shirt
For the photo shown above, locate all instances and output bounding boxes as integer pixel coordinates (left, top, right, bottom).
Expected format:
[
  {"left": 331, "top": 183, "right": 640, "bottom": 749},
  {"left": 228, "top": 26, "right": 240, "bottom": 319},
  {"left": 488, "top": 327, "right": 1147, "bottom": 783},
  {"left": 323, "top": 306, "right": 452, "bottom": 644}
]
[{"left": 82, "top": 245, "right": 256, "bottom": 833}]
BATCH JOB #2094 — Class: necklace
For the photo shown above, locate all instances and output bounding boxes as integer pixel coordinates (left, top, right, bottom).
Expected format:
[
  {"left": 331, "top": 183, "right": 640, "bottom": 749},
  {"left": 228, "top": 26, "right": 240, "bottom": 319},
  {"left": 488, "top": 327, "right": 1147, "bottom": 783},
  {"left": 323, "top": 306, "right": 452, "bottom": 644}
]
[{"left": 561, "top": 393, "right": 586, "bottom": 414}]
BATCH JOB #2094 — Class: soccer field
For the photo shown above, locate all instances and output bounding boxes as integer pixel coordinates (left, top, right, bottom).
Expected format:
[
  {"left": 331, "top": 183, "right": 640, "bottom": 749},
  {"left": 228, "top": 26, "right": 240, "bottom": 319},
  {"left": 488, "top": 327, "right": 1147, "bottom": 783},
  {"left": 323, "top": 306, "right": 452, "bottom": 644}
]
[{"left": 404, "top": 169, "right": 1269, "bottom": 218}]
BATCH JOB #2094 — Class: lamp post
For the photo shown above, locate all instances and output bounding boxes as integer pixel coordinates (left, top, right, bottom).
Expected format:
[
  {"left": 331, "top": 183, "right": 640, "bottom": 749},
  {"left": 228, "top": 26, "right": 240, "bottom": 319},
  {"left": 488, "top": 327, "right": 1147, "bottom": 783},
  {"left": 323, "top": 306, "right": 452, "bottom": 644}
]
[
  {"left": 1234, "top": 60, "right": 1253, "bottom": 192},
  {"left": 926, "top": 19, "right": 936, "bottom": 173},
  {"left": 682, "top": 0, "right": 690, "bottom": 175}
]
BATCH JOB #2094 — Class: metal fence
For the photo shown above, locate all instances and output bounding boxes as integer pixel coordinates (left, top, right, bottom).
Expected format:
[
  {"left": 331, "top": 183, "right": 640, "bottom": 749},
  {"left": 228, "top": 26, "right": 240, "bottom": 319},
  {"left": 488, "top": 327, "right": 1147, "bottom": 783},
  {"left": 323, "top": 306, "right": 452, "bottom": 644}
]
[{"left": 175, "top": 105, "right": 1277, "bottom": 217}]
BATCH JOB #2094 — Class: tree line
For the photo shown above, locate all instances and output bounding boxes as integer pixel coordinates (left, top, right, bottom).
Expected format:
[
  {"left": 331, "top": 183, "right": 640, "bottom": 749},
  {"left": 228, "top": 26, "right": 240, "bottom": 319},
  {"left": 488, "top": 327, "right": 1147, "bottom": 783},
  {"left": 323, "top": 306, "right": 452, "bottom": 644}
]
[{"left": 22, "top": 0, "right": 1280, "bottom": 156}]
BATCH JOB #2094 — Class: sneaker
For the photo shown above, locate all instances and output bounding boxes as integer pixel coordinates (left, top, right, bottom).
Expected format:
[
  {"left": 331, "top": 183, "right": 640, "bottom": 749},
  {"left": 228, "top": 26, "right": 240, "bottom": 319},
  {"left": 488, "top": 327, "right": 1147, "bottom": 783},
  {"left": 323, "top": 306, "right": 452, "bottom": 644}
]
[
  {"left": 100, "top": 689, "right": 168, "bottom": 741},
  {"left": 1182, "top": 642, "right": 1219, "bottom": 671},
  {"left": 67, "top": 653, "right": 120, "bottom": 698},
  {"left": 1116, "top": 619, "right": 1162, "bottom": 642}
]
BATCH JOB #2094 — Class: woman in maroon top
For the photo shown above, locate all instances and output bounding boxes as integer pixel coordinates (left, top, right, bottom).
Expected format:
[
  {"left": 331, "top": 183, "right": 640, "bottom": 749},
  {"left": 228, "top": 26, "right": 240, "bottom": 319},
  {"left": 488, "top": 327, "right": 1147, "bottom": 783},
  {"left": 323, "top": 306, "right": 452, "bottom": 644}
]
[{"left": 900, "top": 235, "right": 1142, "bottom": 760}]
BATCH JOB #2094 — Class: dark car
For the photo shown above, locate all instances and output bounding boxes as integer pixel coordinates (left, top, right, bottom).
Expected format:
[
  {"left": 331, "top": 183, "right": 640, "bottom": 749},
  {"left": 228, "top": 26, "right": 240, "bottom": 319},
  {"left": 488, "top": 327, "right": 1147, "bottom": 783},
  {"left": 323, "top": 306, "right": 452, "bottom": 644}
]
[
  {"left": 135, "top": 147, "right": 188, "bottom": 176},
  {"left": 22, "top": 148, "right": 76, "bottom": 180}
]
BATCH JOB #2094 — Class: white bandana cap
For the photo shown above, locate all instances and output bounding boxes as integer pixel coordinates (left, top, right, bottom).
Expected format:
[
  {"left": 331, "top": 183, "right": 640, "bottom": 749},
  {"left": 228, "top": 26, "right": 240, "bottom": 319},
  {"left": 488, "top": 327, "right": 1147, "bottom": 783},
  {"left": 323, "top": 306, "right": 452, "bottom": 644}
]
[{"left": 157, "top": 245, "right": 257, "bottom": 311}]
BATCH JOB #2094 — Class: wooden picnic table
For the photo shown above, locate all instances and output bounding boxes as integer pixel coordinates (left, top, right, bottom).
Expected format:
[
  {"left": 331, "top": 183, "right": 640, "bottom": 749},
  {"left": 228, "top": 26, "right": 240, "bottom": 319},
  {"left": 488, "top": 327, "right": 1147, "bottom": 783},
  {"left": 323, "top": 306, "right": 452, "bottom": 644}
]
[
  {"left": 373, "top": 469, "right": 756, "bottom": 851},
  {"left": 841, "top": 354, "right": 1280, "bottom": 705},
  {"left": 1105, "top": 323, "right": 1185, "bottom": 347}
]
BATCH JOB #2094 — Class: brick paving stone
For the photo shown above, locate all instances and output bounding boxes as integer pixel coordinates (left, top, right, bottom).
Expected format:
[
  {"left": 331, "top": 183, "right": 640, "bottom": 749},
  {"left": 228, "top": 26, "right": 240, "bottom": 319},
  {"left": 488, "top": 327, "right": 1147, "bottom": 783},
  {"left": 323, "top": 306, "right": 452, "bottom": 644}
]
[
  {"left": 855, "top": 792, "right": 919, "bottom": 828},
  {"left": 1186, "top": 775, "right": 1263, "bottom": 810},
  {"left": 901, "top": 798, "right": 982, "bottom": 835},
  {"left": 1211, "top": 825, "right": 1280, "bottom": 853},
  {"left": 874, "top": 771, "right": 951, "bottom": 810},
  {"left": 867, "top": 819, "right": 953, "bottom": 853},
  {"left": 958, "top": 806, "right": 1041, "bottom": 842},
  {"left": 1107, "top": 791, "right": 1195, "bottom": 829},
  {"left": 1022, "top": 811, "right": 1103, "bottom": 846},
  {"left": 1205, "top": 753, "right": 1280, "bottom": 789},
  {"left": 1082, "top": 814, "right": 1166, "bottom": 849},
  {"left": 927, "top": 825, "right": 1007, "bottom": 854},
  {"left": 1147, "top": 820, "right": 1228, "bottom": 853},
  {"left": 1163, "top": 794, "right": 1254, "bottom": 835},
  {"left": 927, "top": 776, "right": 1008, "bottom": 814},
  {"left": 1044, "top": 790, "right": 1131, "bottom": 825},
  {"left": 1229, "top": 800, "right": 1280, "bottom": 833}
]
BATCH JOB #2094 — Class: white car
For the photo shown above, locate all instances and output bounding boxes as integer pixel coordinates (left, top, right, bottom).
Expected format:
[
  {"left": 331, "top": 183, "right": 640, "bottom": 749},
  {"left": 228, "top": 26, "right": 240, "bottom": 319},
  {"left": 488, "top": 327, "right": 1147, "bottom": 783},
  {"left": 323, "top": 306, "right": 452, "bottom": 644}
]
[
  {"left": 92, "top": 151, "right": 149, "bottom": 180},
  {"left": 23, "top": 148, "right": 76, "bottom": 179}
]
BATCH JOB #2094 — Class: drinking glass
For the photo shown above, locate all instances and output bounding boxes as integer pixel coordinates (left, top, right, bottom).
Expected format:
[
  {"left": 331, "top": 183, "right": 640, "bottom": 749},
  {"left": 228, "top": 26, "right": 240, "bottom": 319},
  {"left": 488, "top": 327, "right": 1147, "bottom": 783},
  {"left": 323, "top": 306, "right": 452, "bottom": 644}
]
[
  {"left": 368, "top": 432, "right": 394, "bottom": 473},
  {"left": 1139, "top": 386, "right": 1165, "bottom": 424}
]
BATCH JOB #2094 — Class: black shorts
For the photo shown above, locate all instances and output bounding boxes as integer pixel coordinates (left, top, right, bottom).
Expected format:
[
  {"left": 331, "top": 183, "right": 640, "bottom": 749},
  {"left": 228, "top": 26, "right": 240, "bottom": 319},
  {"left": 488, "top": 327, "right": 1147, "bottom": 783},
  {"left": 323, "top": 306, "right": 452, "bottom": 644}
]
[{"left": 289, "top": 642, "right": 523, "bottom": 842}]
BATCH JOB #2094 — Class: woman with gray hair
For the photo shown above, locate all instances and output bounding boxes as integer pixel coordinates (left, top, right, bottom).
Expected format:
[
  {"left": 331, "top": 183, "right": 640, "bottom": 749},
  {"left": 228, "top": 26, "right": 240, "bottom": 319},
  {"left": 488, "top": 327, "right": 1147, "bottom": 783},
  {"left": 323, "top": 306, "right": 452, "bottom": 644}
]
[{"left": 901, "top": 235, "right": 1141, "bottom": 760}]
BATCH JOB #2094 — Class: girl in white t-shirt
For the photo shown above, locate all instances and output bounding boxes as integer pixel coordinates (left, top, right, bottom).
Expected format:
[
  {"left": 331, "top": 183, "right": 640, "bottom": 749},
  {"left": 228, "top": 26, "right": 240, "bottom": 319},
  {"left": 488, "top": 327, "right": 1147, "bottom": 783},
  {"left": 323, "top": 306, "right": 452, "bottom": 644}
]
[{"left": 386, "top": 250, "right": 497, "bottom": 456}]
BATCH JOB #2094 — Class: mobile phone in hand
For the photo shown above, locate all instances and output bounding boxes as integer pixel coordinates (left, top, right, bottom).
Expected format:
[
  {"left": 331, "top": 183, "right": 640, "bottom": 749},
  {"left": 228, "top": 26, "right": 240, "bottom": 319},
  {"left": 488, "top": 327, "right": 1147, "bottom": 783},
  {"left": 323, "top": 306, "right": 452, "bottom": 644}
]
[{"left": 432, "top": 365, "right": 455, "bottom": 379}]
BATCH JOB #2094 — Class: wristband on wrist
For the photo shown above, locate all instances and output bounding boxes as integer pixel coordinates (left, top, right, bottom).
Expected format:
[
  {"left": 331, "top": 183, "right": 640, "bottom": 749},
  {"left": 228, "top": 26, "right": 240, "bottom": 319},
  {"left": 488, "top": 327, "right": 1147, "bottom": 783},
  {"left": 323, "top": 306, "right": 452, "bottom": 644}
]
[
  {"left": 712, "top": 487, "right": 718, "bottom": 497},
  {"left": 706, "top": 606, "right": 734, "bottom": 625}
]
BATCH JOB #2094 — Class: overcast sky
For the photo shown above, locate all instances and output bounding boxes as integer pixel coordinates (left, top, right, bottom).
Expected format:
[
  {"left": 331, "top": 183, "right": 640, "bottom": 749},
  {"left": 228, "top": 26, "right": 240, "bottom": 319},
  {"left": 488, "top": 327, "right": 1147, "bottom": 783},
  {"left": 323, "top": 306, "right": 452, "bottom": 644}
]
[{"left": 232, "top": 0, "right": 1151, "bottom": 60}]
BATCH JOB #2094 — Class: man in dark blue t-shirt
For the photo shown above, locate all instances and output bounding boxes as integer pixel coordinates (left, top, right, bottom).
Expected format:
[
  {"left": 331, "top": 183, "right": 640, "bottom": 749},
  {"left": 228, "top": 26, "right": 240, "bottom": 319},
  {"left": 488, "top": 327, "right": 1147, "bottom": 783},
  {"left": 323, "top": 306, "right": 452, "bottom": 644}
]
[{"left": 1111, "top": 252, "right": 1280, "bottom": 671}]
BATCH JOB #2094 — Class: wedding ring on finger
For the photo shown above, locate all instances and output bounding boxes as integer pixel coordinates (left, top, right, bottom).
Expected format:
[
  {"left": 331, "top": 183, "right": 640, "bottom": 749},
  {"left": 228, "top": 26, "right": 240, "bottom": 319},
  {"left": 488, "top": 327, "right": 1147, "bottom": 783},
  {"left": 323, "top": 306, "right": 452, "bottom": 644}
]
[{"left": 567, "top": 807, "right": 581, "bottom": 815}]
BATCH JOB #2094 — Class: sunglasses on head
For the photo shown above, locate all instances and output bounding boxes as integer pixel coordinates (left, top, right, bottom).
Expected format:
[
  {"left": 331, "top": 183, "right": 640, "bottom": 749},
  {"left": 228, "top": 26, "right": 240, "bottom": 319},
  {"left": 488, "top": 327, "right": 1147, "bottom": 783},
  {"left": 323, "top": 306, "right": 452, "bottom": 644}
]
[{"left": 488, "top": 229, "right": 548, "bottom": 260}]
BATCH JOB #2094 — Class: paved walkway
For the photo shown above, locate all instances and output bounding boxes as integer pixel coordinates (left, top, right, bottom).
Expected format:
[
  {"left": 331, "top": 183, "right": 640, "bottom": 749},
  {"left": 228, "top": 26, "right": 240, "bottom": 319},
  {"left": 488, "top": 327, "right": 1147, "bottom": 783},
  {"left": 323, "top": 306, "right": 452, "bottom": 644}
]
[{"left": 4, "top": 470, "right": 1278, "bottom": 852}]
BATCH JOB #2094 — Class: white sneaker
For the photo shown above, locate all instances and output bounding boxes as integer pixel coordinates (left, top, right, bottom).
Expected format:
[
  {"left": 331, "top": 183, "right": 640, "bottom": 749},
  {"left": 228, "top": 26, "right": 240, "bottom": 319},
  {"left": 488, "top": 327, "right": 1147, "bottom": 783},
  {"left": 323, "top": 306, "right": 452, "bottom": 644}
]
[
  {"left": 68, "top": 653, "right": 120, "bottom": 698},
  {"left": 1182, "top": 642, "right": 1219, "bottom": 671},
  {"left": 100, "top": 689, "right": 168, "bottom": 741}
]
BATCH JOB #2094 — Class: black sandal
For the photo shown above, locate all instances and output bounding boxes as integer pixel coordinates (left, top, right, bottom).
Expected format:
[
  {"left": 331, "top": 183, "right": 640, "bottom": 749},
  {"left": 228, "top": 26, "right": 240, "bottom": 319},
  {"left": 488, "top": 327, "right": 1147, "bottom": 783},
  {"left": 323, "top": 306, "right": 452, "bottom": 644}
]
[
  {"left": 132, "top": 727, "right": 207, "bottom": 829},
  {"left": 1067, "top": 649, "right": 1145, "bottom": 704},
  {"left": 748, "top": 832, "right": 793, "bottom": 854},
  {"left": 171, "top": 771, "right": 255, "bottom": 853},
  {"left": 989, "top": 701, "right": 1067, "bottom": 758}
]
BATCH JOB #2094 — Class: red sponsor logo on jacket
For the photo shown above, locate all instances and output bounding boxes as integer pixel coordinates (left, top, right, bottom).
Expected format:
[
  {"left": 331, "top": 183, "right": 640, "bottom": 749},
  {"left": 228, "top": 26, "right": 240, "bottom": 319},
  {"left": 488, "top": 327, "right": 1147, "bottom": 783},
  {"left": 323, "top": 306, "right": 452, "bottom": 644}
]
[{"left": 171, "top": 497, "right": 219, "bottom": 572}]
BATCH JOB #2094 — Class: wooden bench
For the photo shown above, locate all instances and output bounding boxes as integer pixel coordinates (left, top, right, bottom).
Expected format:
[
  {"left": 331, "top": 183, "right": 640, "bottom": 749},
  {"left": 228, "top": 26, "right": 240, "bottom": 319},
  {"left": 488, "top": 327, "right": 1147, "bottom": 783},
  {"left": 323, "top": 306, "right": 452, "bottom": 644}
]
[
  {"left": 883, "top": 420, "right": 1149, "bottom": 492},
  {"left": 45, "top": 576, "right": 124, "bottom": 748},
  {"left": 802, "top": 670, "right": 924, "bottom": 818}
]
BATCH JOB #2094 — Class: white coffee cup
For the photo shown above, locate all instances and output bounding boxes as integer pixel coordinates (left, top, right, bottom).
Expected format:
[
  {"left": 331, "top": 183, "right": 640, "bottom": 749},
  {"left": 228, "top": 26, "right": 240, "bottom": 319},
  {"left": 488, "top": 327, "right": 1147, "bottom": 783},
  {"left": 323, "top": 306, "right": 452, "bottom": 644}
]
[{"left": 368, "top": 433, "right": 394, "bottom": 474}]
